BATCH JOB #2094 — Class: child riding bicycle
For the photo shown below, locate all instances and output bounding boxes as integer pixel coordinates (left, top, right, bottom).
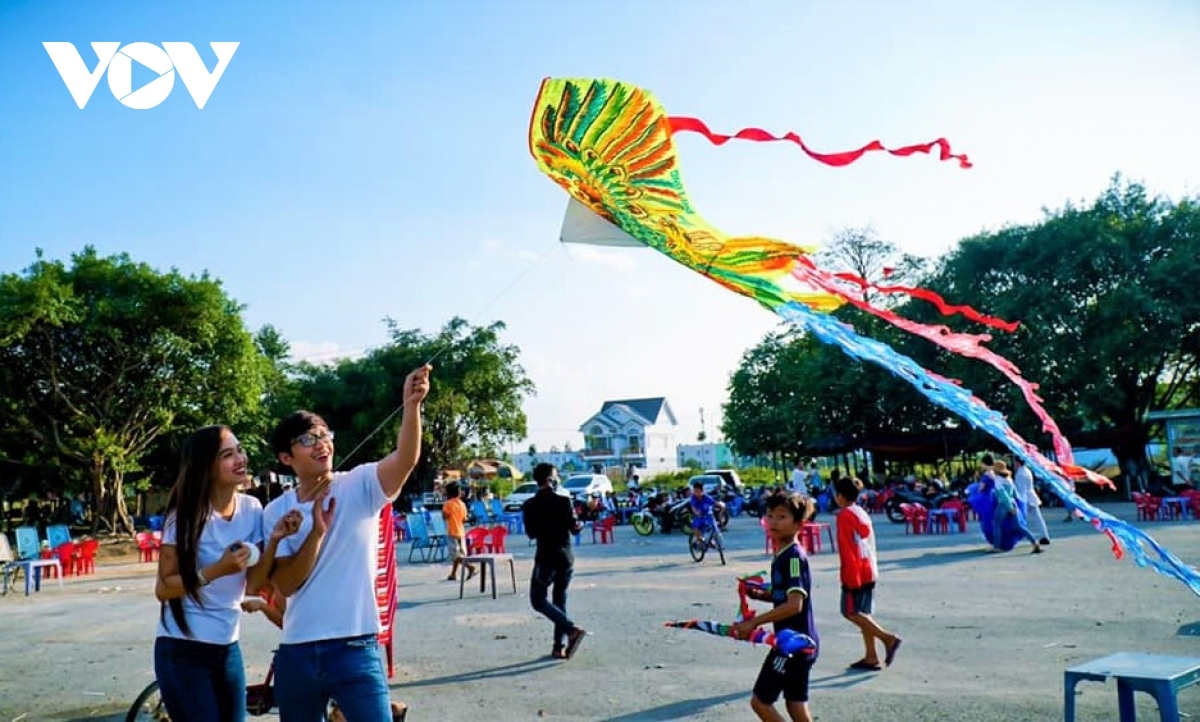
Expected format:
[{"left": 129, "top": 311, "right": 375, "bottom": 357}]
[{"left": 689, "top": 480, "right": 725, "bottom": 548}]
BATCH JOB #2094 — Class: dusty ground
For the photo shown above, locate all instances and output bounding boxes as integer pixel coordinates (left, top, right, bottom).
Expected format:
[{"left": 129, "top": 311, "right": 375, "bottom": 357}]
[{"left": 3, "top": 504, "right": 1200, "bottom": 721}]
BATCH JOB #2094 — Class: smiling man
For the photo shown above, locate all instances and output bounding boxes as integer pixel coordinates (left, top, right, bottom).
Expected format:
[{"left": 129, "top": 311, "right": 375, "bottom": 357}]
[{"left": 262, "top": 364, "right": 430, "bottom": 721}]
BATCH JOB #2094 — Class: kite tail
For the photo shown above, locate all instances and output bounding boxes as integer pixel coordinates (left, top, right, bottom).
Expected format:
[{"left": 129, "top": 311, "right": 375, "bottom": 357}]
[
  {"left": 792, "top": 261, "right": 1080, "bottom": 466},
  {"left": 823, "top": 265, "right": 1019, "bottom": 333},
  {"left": 775, "top": 301, "right": 1200, "bottom": 597},
  {"left": 668, "top": 116, "right": 972, "bottom": 169}
]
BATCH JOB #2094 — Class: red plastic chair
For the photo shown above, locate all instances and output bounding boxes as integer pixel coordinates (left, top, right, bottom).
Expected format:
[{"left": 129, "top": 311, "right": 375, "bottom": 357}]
[
  {"left": 135, "top": 532, "right": 159, "bottom": 562},
  {"left": 940, "top": 500, "right": 968, "bottom": 533},
  {"left": 761, "top": 517, "right": 778, "bottom": 555},
  {"left": 53, "top": 542, "right": 76, "bottom": 577},
  {"left": 465, "top": 527, "right": 490, "bottom": 555},
  {"left": 799, "top": 523, "right": 821, "bottom": 554},
  {"left": 486, "top": 525, "right": 508, "bottom": 553},
  {"left": 591, "top": 516, "right": 615, "bottom": 544},
  {"left": 900, "top": 503, "right": 928, "bottom": 535},
  {"left": 1133, "top": 493, "right": 1161, "bottom": 522},
  {"left": 76, "top": 538, "right": 99, "bottom": 575}
]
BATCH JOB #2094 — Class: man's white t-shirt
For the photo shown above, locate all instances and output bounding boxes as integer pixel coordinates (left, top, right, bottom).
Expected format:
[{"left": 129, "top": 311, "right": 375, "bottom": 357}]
[
  {"left": 1173, "top": 454, "right": 1192, "bottom": 486},
  {"left": 156, "top": 493, "right": 264, "bottom": 644},
  {"left": 262, "top": 462, "right": 395, "bottom": 644},
  {"left": 789, "top": 468, "right": 806, "bottom": 492}
]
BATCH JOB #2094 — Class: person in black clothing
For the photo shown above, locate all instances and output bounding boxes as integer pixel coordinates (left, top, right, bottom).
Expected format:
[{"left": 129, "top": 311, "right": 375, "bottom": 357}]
[{"left": 522, "top": 462, "right": 587, "bottom": 660}]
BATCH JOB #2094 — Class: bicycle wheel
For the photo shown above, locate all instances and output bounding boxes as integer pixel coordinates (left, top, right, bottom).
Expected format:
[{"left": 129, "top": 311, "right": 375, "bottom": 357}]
[
  {"left": 126, "top": 681, "right": 169, "bottom": 722},
  {"left": 714, "top": 531, "right": 726, "bottom": 565},
  {"left": 689, "top": 534, "right": 707, "bottom": 562},
  {"left": 631, "top": 513, "right": 655, "bottom": 536}
]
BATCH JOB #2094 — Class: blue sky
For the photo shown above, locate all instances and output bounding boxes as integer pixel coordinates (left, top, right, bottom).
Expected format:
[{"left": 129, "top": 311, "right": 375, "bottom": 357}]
[{"left": 2, "top": 1, "right": 1198, "bottom": 455}]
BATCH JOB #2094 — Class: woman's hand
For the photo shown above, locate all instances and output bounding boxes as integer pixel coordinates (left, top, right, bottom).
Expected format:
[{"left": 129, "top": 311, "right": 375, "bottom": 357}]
[
  {"left": 241, "top": 598, "right": 268, "bottom": 614},
  {"left": 217, "top": 542, "right": 252, "bottom": 576}
]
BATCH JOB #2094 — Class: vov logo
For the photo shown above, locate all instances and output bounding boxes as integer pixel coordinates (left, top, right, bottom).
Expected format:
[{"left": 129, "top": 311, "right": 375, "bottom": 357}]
[{"left": 43, "top": 42, "right": 239, "bottom": 109}]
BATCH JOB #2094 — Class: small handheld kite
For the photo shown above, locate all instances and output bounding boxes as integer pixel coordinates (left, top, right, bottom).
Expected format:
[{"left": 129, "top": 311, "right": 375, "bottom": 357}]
[
  {"left": 529, "top": 77, "right": 1200, "bottom": 596},
  {"left": 664, "top": 620, "right": 816, "bottom": 658},
  {"left": 736, "top": 570, "right": 770, "bottom": 622}
]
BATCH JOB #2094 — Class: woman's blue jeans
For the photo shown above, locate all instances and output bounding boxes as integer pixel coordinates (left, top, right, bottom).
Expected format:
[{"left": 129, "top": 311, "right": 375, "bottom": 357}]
[
  {"left": 154, "top": 636, "right": 246, "bottom": 722},
  {"left": 273, "top": 634, "right": 391, "bottom": 721}
]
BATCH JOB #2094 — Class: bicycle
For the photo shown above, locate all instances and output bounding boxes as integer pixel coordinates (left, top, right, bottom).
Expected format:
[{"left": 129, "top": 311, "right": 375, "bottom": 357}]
[
  {"left": 688, "top": 515, "right": 726, "bottom": 565},
  {"left": 126, "top": 662, "right": 337, "bottom": 721}
]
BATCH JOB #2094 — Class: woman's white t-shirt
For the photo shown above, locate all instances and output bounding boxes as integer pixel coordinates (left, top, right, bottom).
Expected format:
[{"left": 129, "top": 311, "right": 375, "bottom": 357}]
[{"left": 156, "top": 493, "right": 264, "bottom": 644}]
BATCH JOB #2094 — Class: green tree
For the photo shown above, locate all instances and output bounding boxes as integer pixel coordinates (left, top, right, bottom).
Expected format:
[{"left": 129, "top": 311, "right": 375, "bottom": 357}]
[
  {"left": 913, "top": 178, "right": 1200, "bottom": 487},
  {"left": 289, "top": 317, "right": 534, "bottom": 491},
  {"left": 0, "top": 248, "right": 266, "bottom": 533}
]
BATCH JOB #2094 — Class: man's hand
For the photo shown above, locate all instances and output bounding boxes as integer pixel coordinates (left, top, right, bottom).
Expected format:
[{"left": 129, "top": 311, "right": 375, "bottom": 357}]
[
  {"left": 405, "top": 365, "right": 431, "bottom": 406},
  {"left": 271, "top": 509, "right": 303, "bottom": 542},
  {"left": 312, "top": 488, "right": 336, "bottom": 536}
]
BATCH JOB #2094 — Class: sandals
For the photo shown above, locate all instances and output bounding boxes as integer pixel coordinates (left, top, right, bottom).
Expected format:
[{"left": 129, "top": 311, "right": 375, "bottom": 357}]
[
  {"left": 551, "top": 647, "right": 567, "bottom": 659},
  {"left": 885, "top": 637, "right": 903, "bottom": 667},
  {"left": 848, "top": 659, "right": 882, "bottom": 671}
]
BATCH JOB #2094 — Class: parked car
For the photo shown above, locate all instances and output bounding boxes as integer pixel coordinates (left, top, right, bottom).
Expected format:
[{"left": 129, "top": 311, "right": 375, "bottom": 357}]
[
  {"left": 502, "top": 482, "right": 541, "bottom": 512},
  {"left": 703, "top": 469, "right": 746, "bottom": 494},
  {"left": 560, "top": 473, "right": 614, "bottom": 500},
  {"left": 690, "top": 474, "right": 728, "bottom": 496}
]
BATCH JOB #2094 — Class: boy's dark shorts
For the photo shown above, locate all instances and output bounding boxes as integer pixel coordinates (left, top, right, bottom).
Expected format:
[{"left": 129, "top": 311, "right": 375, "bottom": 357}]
[
  {"left": 753, "top": 648, "right": 813, "bottom": 704},
  {"left": 840, "top": 583, "right": 875, "bottom": 616}
]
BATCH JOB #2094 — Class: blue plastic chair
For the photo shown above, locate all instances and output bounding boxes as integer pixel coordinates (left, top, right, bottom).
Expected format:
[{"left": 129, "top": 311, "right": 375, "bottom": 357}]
[
  {"left": 45, "top": 524, "right": 71, "bottom": 550},
  {"left": 470, "top": 500, "right": 491, "bottom": 525},
  {"left": 14, "top": 526, "right": 40, "bottom": 560},
  {"left": 405, "top": 514, "right": 446, "bottom": 563}
]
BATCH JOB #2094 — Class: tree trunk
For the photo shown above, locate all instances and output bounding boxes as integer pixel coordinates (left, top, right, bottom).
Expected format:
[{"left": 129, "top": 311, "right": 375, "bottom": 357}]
[
  {"left": 1111, "top": 423, "right": 1152, "bottom": 499},
  {"left": 90, "top": 457, "right": 108, "bottom": 535},
  {"left": 89, "top": 457, "right": 135, "bottom": 536}
]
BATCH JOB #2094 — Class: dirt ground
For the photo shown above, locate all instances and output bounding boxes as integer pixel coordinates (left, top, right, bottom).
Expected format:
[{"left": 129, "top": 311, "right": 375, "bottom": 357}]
[{"left": 3, "top": 503, "right": 1200, "bottom": 721}]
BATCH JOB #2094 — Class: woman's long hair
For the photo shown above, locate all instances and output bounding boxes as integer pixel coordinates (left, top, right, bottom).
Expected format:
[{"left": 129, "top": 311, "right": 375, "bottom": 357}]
[{"left": 161, "top": 425, "right": 228, "bottom": 637}]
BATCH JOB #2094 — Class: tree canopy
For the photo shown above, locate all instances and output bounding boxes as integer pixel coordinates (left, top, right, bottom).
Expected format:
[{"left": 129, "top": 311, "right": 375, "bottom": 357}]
[{"left": 0, "top": 248, "right": 266, "bottom": 533}]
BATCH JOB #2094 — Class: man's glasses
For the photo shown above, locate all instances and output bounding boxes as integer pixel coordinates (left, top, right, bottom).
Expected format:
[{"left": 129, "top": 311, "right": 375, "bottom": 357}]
[{"left": 292, "top": 431, "right": 335, "bottom": 448}]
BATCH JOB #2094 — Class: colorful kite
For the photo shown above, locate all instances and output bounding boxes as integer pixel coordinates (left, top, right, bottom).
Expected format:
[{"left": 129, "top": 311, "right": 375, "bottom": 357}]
[
  {"left": 528, "top": 77, "right": 1200, "bottom": 596},
  {"left": 664, "top": 620, "right": 817, "bottom": 658}
]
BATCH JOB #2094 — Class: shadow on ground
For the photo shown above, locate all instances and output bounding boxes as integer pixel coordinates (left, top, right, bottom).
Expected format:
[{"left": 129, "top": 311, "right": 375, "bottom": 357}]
[{"left": 598, "top": 691, "right": 746, "bottom": 721}]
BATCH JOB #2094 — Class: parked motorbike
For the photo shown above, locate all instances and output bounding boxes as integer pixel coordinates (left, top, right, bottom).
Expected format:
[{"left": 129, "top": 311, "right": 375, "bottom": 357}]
[{"left": 884, "top": 483, "right": 958, "bottom": 523}]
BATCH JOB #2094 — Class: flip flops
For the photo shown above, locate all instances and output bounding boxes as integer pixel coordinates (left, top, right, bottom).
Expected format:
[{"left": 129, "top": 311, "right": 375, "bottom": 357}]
[
  {"left": 848, "top": 659, "right": 882, "bottom": 671},
  {"left": 886, "top": 637, "right": 903, "bottom": 667}
]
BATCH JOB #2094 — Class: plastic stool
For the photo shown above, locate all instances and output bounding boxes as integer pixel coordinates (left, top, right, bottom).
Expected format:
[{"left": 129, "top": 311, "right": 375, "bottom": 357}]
[{"left": 1064, "top": 652, "right": 1200, "bottom": 721}]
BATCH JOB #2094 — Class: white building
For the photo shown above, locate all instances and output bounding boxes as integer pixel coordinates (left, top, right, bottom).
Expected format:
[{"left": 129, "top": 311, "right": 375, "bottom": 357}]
[{"left": 578, "top": 397, "right": 678, "bottom": 477}]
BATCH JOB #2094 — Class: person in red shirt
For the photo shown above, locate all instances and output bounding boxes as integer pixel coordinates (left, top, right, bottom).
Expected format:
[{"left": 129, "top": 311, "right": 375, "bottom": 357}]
[{"left": 834, "top": 476, "right": 901, "bottom": 672}]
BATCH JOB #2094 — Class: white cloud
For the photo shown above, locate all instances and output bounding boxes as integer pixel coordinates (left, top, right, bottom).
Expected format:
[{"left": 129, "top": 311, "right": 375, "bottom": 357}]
[{"left": 288, "top": 341, "right": 368, "bottom": 365}]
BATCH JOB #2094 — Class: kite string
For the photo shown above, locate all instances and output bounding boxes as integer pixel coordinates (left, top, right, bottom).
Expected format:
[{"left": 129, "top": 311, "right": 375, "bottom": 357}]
[{"left": 336, "top": 245, "right": 560, "bottom": 470}]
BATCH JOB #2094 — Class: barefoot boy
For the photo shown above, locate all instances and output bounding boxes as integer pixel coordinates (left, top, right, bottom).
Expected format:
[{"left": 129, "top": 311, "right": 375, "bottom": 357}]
[
  {"left": 732, "top": 493, "right": 819, "bottom": 722},
  {"left": 833, "top": 476, "right": 901, "bottom": 671}
]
